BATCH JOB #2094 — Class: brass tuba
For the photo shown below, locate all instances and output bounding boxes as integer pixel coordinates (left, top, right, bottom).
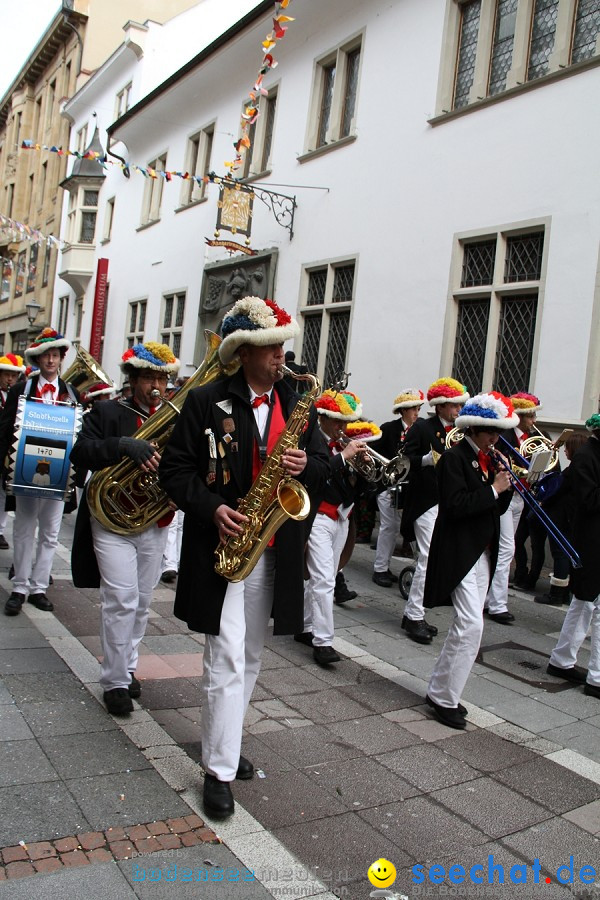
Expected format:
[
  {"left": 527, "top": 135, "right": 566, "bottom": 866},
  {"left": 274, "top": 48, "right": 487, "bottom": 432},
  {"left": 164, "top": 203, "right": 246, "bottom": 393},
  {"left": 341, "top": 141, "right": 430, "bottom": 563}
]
[
  {"left": 62, "top": 346, "right": 116, "bottom": 396},
  {"left": 86, "top": 331, "right": 239, "bottom": 535},
  {"left": 215, "top": 366, "right": 321, "bottom": 583}
]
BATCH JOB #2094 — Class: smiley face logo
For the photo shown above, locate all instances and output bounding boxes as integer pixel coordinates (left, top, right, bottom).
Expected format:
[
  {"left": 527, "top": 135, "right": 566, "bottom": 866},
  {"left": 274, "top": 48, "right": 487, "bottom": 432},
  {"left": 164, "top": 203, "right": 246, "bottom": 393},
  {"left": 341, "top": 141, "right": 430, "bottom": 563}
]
[{"left": 367, "top": 858, "right": 397, "bottom": 888}]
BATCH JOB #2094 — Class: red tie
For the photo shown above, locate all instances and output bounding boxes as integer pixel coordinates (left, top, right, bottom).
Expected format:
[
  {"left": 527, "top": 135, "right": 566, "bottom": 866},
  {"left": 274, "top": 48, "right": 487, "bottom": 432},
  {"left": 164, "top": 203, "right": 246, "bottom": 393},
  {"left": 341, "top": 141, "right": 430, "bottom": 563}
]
[
  {"left": 478, "top": 450, "right": 489, "bottom": 475},
  {"left": 252, "top": 394, "right": 270, "bottom": 408},
  {"left": 148, "top": 406, "right": 158, "bottom": 416},
  {"left": 41, "top": 383, "right": 56, "bottom": 398},
  {"left": 444, "top": 424, "right": 452, "bottom": 433},
  {"left": 328, "top": 439, "right": 342, "bottom": 452}
]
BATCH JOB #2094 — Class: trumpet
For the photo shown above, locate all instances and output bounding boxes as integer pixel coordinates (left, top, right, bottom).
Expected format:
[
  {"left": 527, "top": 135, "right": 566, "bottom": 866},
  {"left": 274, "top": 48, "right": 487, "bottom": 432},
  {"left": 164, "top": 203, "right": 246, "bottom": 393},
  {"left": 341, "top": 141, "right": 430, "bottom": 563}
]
[{"left": 336, "top": 432, "right": 410, "bottom": 487}]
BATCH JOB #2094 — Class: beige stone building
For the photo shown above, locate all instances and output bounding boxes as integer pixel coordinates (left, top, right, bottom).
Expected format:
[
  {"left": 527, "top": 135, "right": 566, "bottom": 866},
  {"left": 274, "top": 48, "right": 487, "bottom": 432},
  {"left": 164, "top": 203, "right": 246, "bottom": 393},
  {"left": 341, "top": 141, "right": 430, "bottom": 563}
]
[{"left": 0, "top": 0, "right": 198, "bottom": 355}]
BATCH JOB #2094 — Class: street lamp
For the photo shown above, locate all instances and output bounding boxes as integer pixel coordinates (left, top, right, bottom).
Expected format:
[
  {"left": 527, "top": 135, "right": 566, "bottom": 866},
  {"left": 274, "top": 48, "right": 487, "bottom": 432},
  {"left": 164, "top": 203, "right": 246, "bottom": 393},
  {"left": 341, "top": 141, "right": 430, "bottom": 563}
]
[{"left": 25, "top": 300, "right": 41, "bottom": 327}]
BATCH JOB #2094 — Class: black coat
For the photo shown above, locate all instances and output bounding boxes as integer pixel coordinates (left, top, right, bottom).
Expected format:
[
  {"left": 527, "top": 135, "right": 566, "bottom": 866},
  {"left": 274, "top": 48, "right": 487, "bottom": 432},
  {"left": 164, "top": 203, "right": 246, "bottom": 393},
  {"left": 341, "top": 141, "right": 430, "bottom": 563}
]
[
  {"left": 568, "top": 437, "right": 600, "bottom": 603},
  {"left": 371, "top": 418, "right": 408, "bottom": 460},
  {"left": 158, "top": 370, "right": 329, "bottom": 636},
  {"left": 401, "top": 415, "right": 448, "bottom": 539},
  {"left": 70, "top": 398, "right": 148, "bottom": 588},
  {"left": 423, "top": 439, "right": 512, "bottom": 608}
]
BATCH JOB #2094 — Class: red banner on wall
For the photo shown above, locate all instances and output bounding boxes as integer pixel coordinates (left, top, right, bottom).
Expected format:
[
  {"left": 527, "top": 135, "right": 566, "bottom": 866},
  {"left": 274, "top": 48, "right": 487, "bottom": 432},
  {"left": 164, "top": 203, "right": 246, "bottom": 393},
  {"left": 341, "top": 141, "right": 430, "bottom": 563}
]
[{"left": 89, "top": 258, "right": 108, "bottom": 360}]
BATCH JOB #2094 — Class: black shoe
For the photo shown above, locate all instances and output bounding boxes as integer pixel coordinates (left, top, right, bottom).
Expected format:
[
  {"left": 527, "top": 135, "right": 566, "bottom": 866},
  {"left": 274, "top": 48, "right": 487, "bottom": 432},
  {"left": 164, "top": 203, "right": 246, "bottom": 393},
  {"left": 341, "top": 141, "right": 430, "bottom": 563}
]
[
  {"left": 486, "top": 611, "right": 514, "bottom": 624},
  {"left": 402, "top": 617, "right": 432, "bottom": 644},
  {"left": 546, "top": 663, "right": 587, "bottom": 684},
  {"left": 584, "top": 683, "right": 600, "bottom": 699},
  {"left": 385, "top": 569, "right": 399, "bottom": 583},
  {"left": 103, "top": 688, "right": 134, "bottom": 716},
  {"left": 425, "top": 696, "right": 466, "bottom": 730},
  {"left": 313, "top": 646, "right": 340, "bottom": 666},
  {"left": 372, "top": 571, "right": 393, "bottom": 588},
  {"left": 334, "top": 572, "right": 357, "bottom": 605},
  {"left": 160, "top": 569, "right": 177, "bottom": 584},
  {"left": 0, "top": 535, "right": 9, "bottom": 550},
  {"left": 203, "top": 773, "right": 234, "bottom": 818},
  {"left": 8, "top": 564, "right": 14, "bottom": 580},
  {"left": 128, "top": 673, "right": 141, "bottom": 698},
  {"left": 236, "top": 755, "right": 254, "bottom": 780},
  {"left": 426, "top": 694, "right": 467, "bottom": 717},
  {"left": 294, "top": 632, "right": 314, "bottom": 646},
  {"left": 49, "top": 576, "right": 53, "bottom": 586},
  {"left": 4, "top": 591, "right": 25, "bottom": 616},
  {"left": 27, "top": 593, "right": 54, "bottom": 612},
  {"left": 402, "top": 615, "right": 438, "bottom": 637},
  {"left": 510, "top": 571, "right": 528, "bottom": 588}
]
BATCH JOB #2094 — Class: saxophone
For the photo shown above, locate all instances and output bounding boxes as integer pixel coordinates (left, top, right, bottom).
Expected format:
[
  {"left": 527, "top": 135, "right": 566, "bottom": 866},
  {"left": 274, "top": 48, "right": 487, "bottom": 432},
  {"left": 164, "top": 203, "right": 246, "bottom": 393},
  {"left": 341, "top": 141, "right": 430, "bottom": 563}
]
[{"left": 215, "top": 366, "right": 321, "bottom": 583}]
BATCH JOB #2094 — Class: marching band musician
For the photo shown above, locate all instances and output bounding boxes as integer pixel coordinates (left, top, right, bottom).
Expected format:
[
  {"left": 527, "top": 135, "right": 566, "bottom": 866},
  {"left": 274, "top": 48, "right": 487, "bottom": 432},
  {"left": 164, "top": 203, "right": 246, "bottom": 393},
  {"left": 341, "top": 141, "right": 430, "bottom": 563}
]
[
  {"left": 70, "top": 343, "right": 179, "bottom": 716},
  {"left": 423, "top": 392, "right": 516, "bottom": 729},
  {"left": 372, "top": 389, "right": 424, "bottom": 588},
  {"left": 296, "top": 390, "right": 369, "bottom": 665},
  {"left": 158, "top": 297, "right": 328, "bottom": 820},
  {"left": 0, "top": 353, "right": 26, "bottom": 550},
  {"left": 0, "top": 329, "right": 79, "bottom": 617},
  {"left": 400, "top": 378, "right": 469, "bottom": 644}
]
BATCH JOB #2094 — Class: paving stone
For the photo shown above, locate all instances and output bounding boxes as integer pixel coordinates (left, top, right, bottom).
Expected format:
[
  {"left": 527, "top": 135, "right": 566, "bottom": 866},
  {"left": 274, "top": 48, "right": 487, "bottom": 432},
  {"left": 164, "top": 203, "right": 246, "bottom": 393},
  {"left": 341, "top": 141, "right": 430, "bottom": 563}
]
[
  {"left": 0, "top": 647, "right": 68, "bottom": 676},
  {"left": 540, "top": 721, "right": 600, "bottom": 764},
  {"left": 432, "top": 776, "right": 552, "bottom": 838},
  {"left": 437, "top": 729, "right": 538, "bottom": 772},
  {"left": 328, "top": 714, "right": 422, "bottom": 754},
  {"left": 0, "top": 680, "right": 14, "bottom": 705},
  {"left": 502, "top": 815, "right": 600, "bottom": 886},
  {"left": 304, "top": 755, "right": 421, "bottom": 809},
  {"left": 400, "top": 715, "right": 475, "bottom": 742},
  {"left": 562, "top": 798, "right": 600, "bottom": 834},
  {"left": 0, "top": 861, "right": 138, "bottom": 898},
  {"left": 25, "top": 840, "right": 56, "bottom": 860},
  {"left": 0, "top": 705, "right": 34, "bottom": 741},
  {"left": 18, "top": 698, "right": 115, "bottom": 737},
  {"left": 339, "top": 677, "right": 422, "bottom": 712},
  {"left": 0, "top": 739, "right": 59, "bottom": 787},
  {"left": 479, "top": 693, "right": 579, "bottom": 734},
  {"left": 0, "top": 781, "right": 90, "bottom": 846},
  {"left": 257, "top": 646, "right": 291, "bottom": 670},
  {"left": 255, "top": 722, "right": 364, "bottom": 768},
  {"left": 65, "top": 768, "right": 192, "bottom": 831},
  {"left": 3, "top": 672, "right": 92, "bottom": 704},
  {"left": 375, "top": 742, "right": 480, "bottom": 792},
  {"left": 235, "top": 768, "right": 347, "bottom": 828},
  {"left": 151, "top": 709, "right": 200, "bottom": 744},
  {"left": 77, "top": 831, "right": 107, "bottom": 850},
  {"left": 256, "top": 665, "right": 328, "bottom": 697},
  {"left": 141, "top": 635, "right": 203, "bottom": 655},
  {"left": 492, "top": 755, "right": 600, "bottom": 815},
  {"left": 0, "top": 626, "right": 48, "bottom": 650},
  {"left": 38, "top": 729, "right": 152, "bottom": 779},
  {"left": 250, "top": 697, "right": 311, "bottom": 727},
  {"left": 309, "top": 656, "right": 382, "bottom": 687}
]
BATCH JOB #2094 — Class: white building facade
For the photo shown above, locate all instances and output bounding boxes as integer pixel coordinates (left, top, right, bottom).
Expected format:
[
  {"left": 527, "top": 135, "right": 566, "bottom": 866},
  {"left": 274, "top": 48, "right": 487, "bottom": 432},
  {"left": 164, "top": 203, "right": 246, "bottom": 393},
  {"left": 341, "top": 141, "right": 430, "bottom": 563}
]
[{"left": 55, "top": 0, "right": 600, "bottom": 429}]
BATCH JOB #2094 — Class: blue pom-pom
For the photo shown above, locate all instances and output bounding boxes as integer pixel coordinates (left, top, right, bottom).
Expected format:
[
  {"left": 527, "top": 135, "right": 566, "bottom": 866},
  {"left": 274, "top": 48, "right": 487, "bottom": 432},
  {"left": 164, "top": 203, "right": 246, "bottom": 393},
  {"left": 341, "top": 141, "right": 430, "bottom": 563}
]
[
  {"left": 132, "top": 345, "right": 162, "bottom": 367},
  {"left": 461, "top": 404, "right": 498, "bottom": 420},
  {"left": 221, "top": 314, "right": 260, "bottom": 338}
]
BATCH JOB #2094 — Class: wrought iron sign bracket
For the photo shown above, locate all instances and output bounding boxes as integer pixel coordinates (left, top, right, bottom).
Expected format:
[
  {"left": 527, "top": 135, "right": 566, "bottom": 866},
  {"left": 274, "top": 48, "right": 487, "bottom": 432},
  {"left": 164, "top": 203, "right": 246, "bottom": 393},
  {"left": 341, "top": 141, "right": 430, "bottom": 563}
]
[{"left": 251, "top": 185, "right": 297, "bottom": 241}]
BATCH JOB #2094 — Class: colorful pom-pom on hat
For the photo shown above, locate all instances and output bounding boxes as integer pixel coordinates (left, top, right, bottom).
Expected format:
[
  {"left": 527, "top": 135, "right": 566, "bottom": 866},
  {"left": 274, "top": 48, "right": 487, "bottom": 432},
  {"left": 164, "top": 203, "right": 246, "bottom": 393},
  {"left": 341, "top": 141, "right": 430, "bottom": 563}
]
[
  {"left": 219, "top": 296, "right": 299, "bottom": 365},
  {"left": 120, "top": 342, "right": 179, "bottom": 375},
  {"left": 510, "top": 392, "right": 542, "bottom": 413},
  {"left": 585, "top": 413, "right": 600, "bottom": 432},
  {"left": 455, "top": 391, "right": 519, "bottom": 430},
  {"left": 0, "top": 353, "right": 25, "bottom": 373},
  {"left": 427, "top": 377, "right": 469, "bottom": 406},
  {"left": 393, "top": 389, "right": 425, "bottom": 412},
  {"left": 25, "top": 327, "right": 71, "bottom": 363},
  {"left": 345, "top": 420, "right": 382, "bottom": 442},
  {"left": 315, "top": 389, "right": 363, "bottom": 422}
]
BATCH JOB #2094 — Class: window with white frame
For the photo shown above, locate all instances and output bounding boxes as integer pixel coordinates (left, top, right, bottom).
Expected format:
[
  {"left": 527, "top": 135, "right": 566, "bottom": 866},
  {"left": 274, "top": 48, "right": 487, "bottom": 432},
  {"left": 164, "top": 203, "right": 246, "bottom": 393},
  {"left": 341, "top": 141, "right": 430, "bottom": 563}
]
[
  {"left": 299, "top": 260, "right": 356, "bottom": 386},
  {"left": 103, "top": 196, "right": 115, "bottom": 241},
  {"left": 57, "top": 295, "right": 69, "bottom": 335},
  {"left": 115, "top": 82, "right": 132, "bottom": 119},
  {"left": 241, "top": 88, "right": 278, "bottom": 178},
  {"left": 449, "top": 227, "right": 545, "bottom": 396},
  {"left": 160, "top": 292, "right": 185, "bottom": 358},
  {"left": 179, "top": 125, "right": 214, "bottom": 207},
  {"left": 140, "top": 154, "right": 167, "bottom": 226},
  {"left": 74, "top": 299, "right": 83, "bottom": 346},
  {"left": 76, "top": 124, "right": 87, "bottom": 155},
  {"left": 126, "top": 300, "right": 147, "bottom": 348},
  {"left": 441, "top": 0, "right": 599, "bottom": 114},
  {"left": 67, "top": 187, "right": 99, "bottom": 244},
  {"left": 306, "top": 38, "right": 362, "bottom": 152}
]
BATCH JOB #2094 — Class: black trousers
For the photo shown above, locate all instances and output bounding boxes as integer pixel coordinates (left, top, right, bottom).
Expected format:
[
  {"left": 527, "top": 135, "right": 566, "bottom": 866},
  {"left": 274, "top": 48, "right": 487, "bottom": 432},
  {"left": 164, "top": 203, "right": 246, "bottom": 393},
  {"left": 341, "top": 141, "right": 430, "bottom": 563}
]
[{"left": 514, "top": 509, "right": 547, "bottom": 582}]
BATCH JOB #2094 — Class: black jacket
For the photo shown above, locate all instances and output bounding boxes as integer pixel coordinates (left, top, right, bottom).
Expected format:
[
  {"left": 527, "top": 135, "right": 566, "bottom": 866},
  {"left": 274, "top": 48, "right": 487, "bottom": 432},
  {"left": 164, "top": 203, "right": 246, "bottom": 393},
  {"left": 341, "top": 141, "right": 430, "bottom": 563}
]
[
  {"left": 423, "top": 439, "right": 512, "bottom": 608},
  {"left": 569, "top": 437, "right": 600, "bottom": 603},
  {"left": 371, "top": 418, "right": 408, "bottom": 460},
  {"left": 401, "top": 415, "right": 448, "bottom": 538},
  {"left": 158, "top": 370, "right": 329, "bottom": 636}
]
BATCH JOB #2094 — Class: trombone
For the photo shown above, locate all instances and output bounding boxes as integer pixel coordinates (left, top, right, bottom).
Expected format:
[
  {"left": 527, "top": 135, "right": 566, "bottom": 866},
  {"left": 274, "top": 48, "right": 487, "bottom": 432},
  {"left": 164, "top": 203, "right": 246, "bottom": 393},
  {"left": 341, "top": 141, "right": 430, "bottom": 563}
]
[{"left": 336, "top": 431, "right": 410, "bottom": 487}]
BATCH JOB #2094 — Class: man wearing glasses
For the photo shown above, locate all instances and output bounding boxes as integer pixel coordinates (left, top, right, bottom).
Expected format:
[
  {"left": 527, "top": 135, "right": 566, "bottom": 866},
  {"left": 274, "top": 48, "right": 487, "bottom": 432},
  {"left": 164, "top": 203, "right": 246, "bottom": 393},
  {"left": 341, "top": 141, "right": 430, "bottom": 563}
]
[{"left": 70, "top": 343, "right": 179, "bottom": 716}]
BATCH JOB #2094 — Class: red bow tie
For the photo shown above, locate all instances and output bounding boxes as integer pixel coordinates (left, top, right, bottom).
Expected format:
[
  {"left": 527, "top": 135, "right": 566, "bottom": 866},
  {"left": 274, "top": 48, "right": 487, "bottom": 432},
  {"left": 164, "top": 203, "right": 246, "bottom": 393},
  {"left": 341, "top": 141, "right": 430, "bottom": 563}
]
[
  {"left": 444, "top": 424, "right": 453, "bottom": 433},
  {"left": 328, "top": 439, "right": 342, "bottom": 451},
  {"left": 478, "top": 449, "right": 489, "bottom": 475},
  {"left": 252, "top": 394, "right": 270, "bottom": 408},
  {"left": 41, "top": 383, "right": 56, "bottom": 396}
]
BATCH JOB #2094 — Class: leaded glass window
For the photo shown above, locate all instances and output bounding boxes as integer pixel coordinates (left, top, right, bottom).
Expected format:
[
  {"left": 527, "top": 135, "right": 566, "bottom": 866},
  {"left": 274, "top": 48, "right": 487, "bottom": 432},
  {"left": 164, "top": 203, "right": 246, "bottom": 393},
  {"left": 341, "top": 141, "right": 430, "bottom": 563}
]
[
  {"left": 571, "top": 0, "right": 600, "bottom": 62},
  {"left": 454, "top": 1, "right": 481, "bottom": 109},
  {"left": 528, "top": 0, "right": 559, "bottom": 80},
  {"left": 332, "top": 264, "right": 354, "bottom": 303},
  {"left": 461, "top": 240, "right": 496, "bottom": 287},
  {"left": 489, "top": 0, "right": 518, "bottom": 95},
  {"left": 494, "top": 296, "right": 537, "bottom": 395},
  {"left": 341, "top": 48, "right": 360, "bottom": 137},
  {"left": 163, "top": 295, "right": 174, "bottom": 329},
  {"left": 317, "top": 63, "right": 336, "bottom": 147},
  {"left": 307, "top": 269, "right": 327, "bottom": 306},
  {"left": 261, "top": 94, "right": 277, "bottom": 172},
  {"left": 301, "top": 314, "right": 322, "bottom": 374},
  {"left": 80, "top": 211, "right": 97, "bottom": 243},
  {"left": 452, "top": 299, "right": 490, "bottom": 394},
  {"left": 324, "top": 311, "right": 350, "bottom": 389},
  {"left": 504, "top": 232, "right": 544, "bottom": 282}
]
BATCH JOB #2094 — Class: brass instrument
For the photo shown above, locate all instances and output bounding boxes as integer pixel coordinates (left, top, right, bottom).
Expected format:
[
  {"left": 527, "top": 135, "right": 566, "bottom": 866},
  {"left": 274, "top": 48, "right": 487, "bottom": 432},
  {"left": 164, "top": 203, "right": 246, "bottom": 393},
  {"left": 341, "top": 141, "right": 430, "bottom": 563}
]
[
  {"left": 62, "top": 346, "right": 116, "bottom": 396},
  {"left": 87, "top": 331, "right": 239, "bottom": 535},
  {"left": 446, "top": 424, "right": 558, "bottom": 480},
  {"left": 215, "top": 366, "right": 321, "bottom": 583},
  {"left": 337, "top": 431, "right": 410, "bottom": 486}
]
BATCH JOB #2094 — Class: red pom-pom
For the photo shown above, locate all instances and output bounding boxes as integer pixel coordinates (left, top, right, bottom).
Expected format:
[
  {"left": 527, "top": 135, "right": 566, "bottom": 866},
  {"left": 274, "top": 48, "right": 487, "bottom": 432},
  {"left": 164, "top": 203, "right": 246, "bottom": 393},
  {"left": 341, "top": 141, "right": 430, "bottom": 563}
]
[{"left": 264, "top": 299, "right": 291, "bottom": 326}]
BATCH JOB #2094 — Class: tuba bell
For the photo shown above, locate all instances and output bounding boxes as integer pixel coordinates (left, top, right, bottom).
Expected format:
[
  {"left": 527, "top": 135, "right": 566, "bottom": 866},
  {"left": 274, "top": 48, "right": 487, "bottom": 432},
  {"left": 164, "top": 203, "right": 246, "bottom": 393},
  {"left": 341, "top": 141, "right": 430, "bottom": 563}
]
[{"left": 62, "top": 346, "right": 116, "bottom": 396}]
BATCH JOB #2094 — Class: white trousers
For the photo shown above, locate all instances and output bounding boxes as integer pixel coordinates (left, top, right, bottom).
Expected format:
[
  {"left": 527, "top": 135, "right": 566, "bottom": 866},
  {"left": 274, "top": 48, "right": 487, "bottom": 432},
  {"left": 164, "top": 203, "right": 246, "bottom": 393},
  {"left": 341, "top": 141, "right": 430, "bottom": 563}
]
[
  {"left": 374, "top": 489, "right": 401, "bottom": 573},
  {"left": 304, "top": 512, "right": 350, "bottom": 646},
  {"left": 202, "top": 551, "right": 275, "bottom": 782},
  {"left": 549, "top": 594, "right": 600, "bottom": 687},
  {"left": 12, "top": 496, "right": 64, "bottom": 595},
  {"left": 91, "top": 518, "right": 168, "bottom": 691},
  {"left": 162, "top": 509, "right": 184, "bottom": 573},
  {"left": 428, "top": 552, "right": 490, "bottom": 708},
  {"left": 485, "top": 492, "right": 523, "bottom": 614},
  {"left": 0, "top": 485, "right": 8, "bottom": 534},
  {"left": 404, "top": 505, "right": 438, "bottom": 621}
]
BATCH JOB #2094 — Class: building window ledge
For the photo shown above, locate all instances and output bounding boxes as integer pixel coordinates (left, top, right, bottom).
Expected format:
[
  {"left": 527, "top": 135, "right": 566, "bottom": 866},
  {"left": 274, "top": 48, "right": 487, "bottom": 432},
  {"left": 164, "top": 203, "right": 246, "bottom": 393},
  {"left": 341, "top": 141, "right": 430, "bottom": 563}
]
[
  {"left": 174, "top": 197, "right": 208, "bottom": 214},
  {"left": 297, "top": 134, "right": 356, "bottom": 164},
  {"left": 136, "top": 219, "right": 161, "bottom": 233},
  {"left": 241, "top": 169, "right": 273, "bottom": 185}
]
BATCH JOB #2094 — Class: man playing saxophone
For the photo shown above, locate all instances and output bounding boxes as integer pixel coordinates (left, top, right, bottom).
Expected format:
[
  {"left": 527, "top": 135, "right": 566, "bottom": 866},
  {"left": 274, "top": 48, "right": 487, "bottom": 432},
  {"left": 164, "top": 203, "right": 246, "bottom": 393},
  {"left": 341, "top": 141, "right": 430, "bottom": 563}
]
[
  {"left": 70, "top": 342, "right": 179, "bottom": 716},
  {"left": 159, "top": 296, "right": 328, "bottom": 820}
]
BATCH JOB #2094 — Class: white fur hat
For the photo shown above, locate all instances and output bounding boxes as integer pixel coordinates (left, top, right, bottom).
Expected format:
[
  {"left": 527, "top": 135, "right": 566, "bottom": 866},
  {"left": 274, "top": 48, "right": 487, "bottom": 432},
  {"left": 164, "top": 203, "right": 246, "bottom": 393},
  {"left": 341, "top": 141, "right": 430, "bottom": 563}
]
[
  {"left": 455, "top": 392, "right": 520, "bottom": 430},
  {"left": 25, "top": 328, "right": 70, "bottom": 363},
  {"left": 392, "top": 389, "right": 425, "bottom": 412},
  {"left": 219, "top": 296, "right": 299, "bottom": 365}
]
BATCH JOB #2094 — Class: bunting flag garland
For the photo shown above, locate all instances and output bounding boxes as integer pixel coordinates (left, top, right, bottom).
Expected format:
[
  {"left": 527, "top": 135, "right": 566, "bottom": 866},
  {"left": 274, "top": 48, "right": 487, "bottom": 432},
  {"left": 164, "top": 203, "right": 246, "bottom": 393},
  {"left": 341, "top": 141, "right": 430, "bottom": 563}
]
[{"left": 0, "top": 213, "right": 62, "bottom": 249}]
